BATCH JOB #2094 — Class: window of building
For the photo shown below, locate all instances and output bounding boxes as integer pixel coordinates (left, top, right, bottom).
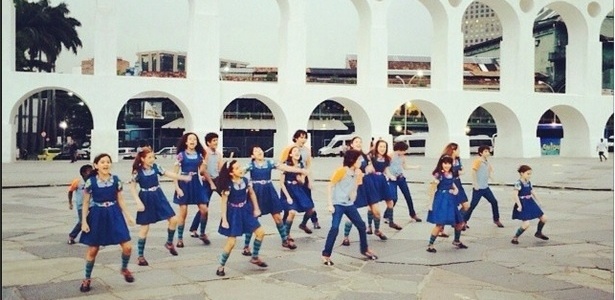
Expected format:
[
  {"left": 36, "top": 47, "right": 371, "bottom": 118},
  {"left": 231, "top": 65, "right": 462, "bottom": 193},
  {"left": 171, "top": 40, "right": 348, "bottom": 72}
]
[
  {"left": 177, "top": 56, "right": 186, "bottom": 72},
  {"left": 160, "top": 54, "right": 174, "bottom": 72}
]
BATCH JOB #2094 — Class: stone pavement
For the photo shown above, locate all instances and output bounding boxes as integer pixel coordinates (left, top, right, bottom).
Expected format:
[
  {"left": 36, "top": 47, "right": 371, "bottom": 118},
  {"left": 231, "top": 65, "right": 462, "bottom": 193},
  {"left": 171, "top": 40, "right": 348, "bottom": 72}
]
[{"left": 2, "top": 156, "right": 614, "bottom": 300}]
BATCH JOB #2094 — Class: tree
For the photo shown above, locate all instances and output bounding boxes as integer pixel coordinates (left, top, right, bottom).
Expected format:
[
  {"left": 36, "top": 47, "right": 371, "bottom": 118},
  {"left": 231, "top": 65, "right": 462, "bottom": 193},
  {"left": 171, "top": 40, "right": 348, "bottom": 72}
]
[
  {"left": 15, "top": 0, "right": 82, "bottom": 72},
  {"left": 14, "top": 0, "right": 83, "bottom": 158}
]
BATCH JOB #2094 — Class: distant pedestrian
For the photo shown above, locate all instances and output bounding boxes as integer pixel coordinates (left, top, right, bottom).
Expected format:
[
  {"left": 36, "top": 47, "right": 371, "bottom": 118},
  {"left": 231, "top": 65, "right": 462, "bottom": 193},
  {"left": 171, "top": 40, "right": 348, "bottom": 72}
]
[
  {"left": 596, "top": 138, "right": 608, "bottom": 162},
  {"left": 69, "top": 140, "right": 79, "bottom": 163},
  {"left": 510, "top": 165, "right": 549, "bottom": 245},
  {"left": 67, "top": 164, "right": 94, "bottom": 245},
  {"left": 426, "top": 155, "right": 467, "bottom": 253},
  {"left": 321, "top": 150, "right": 378, "bottom": 266},
  {"left": 128, "top": 147, "right": 192, "bottom": 266},
  {"left": 78, "top": 153, "right": 135, "bottom": 293},
  {"left": 463, "top": 145, "right": 504, "bottom": 229},
  {"left": 215, "top": 160, "right": 268, "bottom": 277},
  {"left": 385, "top": 141, "right": 422, "bottom": 225}
]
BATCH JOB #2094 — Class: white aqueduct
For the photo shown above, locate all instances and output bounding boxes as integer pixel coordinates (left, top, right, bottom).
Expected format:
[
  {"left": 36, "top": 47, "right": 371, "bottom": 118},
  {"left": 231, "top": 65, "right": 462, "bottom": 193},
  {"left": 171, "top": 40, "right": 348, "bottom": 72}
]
[{"left": 2, "top": 0, "right": 613, "bottom": 163}]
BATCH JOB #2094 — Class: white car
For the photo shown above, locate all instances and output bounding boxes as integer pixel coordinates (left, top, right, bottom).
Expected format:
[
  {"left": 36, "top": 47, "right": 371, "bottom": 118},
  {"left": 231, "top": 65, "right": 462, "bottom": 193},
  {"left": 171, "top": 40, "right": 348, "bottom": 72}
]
[
  {"left": 608, "top": 136, "right": 614, "bottom": 152},
  {"left": 155, "top": 146, "right": 177, "bottom": 157},
  {"left": 118, "top": 147, "right": 137, "bottom": 160}
]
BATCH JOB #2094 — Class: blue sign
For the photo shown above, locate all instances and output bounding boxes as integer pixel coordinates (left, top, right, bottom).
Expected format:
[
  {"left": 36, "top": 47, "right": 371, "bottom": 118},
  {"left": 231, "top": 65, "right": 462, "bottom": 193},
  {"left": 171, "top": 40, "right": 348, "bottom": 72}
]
[{"left": 541, "top": 138, "right": 561, "bottom": 156}]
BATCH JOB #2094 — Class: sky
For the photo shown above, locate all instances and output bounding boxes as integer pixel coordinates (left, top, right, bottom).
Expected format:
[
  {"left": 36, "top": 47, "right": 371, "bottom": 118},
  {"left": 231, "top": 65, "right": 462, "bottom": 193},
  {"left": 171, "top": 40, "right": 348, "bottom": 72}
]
[{"left": 50, "top": 0, "right": 434, "bottom": 73}]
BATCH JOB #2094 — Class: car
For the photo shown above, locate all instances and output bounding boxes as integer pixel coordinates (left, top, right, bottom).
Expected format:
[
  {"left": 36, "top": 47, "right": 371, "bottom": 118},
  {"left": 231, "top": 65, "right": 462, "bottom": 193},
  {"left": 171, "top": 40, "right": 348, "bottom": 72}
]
[
  {"left": 393, "top": 132, "right": 428, "bottom": 155},
  {"left": 37, "top": 147, "right": 62, "bottom": 161},
  {"left": 53, "top": 150, "right": 88, "bottom": 160},
  {"left": 608, "top": 136, "right": 614, "bottom": 152},
  {"left": 318, "top": 134, "right": 355, "bottom": 157},
  {"left": 118, "top": 147, "right": 137, "bottom": 160},
  {"left": 155, "top": 146, "right": 177, "bottom": 157}
]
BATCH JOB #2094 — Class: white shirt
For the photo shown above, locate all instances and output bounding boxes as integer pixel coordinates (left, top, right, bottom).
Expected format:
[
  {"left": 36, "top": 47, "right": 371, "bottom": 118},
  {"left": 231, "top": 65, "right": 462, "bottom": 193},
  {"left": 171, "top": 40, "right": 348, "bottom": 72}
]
[{"left": 596, "top": 141, "right": 608, "bottom": 152}]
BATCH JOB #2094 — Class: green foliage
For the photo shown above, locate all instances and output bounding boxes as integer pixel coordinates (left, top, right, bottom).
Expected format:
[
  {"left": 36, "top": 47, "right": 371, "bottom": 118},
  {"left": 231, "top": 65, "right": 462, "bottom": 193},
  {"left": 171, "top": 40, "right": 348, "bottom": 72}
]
[{"left": 14, "top": 0, "right": 82, "bottom": 72}]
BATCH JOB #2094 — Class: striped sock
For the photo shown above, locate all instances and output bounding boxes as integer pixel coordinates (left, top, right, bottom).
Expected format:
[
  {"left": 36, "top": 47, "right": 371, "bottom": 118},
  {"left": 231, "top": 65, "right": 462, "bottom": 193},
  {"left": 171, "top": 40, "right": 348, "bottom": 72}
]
[
  {"left": 367, "top": 211, "right": 374, "bottom": 228},
  {"left": 286, "top": 221, "right": 293, "bottom": 236},
  {"left": 137, "top": 238, "right": 146, "bottom": 257},
  {"left": 84, "top": 260, "right": 95, "bottom": 279},
  {"left": 374, "top": 217, "right": 381, "bottom": 231},
  {"left": 177, "top": 225, "right": 184, "bottom": 240},
  {"left": 515, "top": 227, "right": 526, "bottom": 238},
  {"left": 429, "top": 234, "right": 437, "bottom": 245},
  {"left": 167, "top": 228, "right": 175, "bottom": 244},
  {"left": 454, "top": 229, "right": 461, "bottom": 242},
  {"left": 536, "top": 221, "right": 545, "bottom": 234},
  {"left": 218, "top": 252, "right": 230, "bottom": 266},
  {"left": 252, "top": 239, "right": 263, "bottom": 258},
  {"left": 121, "top": 254, "right": 130, "bottom": 269},
  {"left": 343, "top": 221, "right": 353, "bottom": 237},
  {"left": 244, "top": 232, "right": 253, "bottom": 248},
  {"left": 276, "top": 223, "right": 288, "bottom": 242}
]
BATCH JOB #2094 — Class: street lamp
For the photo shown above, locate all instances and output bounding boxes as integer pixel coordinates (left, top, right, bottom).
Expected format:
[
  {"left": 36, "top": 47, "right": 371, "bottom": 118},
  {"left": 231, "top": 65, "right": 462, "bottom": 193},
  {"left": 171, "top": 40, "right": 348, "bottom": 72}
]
[
  {"left": 538, "top": 80, "right": 555, "bottom": 93},
  {"left": 59, "top": 121, "right": 67, "bottom": 146},
  {"left": 409, "top": 70, "right": 424, "bottom": 86},
  {"left": 395, "top": 75, "right": 407, "bottom": 88}
]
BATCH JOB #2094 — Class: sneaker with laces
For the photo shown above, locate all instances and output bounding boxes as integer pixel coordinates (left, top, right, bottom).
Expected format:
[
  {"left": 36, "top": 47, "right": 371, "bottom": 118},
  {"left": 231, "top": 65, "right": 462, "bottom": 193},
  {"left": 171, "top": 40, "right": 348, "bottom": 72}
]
[{"left": 121, "top": 269, "right": 135, "bottom": 283}]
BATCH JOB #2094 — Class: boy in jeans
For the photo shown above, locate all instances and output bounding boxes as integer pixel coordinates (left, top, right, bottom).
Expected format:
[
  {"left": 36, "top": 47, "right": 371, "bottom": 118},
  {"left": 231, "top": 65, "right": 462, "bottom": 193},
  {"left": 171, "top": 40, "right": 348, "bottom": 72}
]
[
  {"left": 67, "top": 164, "right": 94, "bottom": 244},
  {"left": 463, "top": 145, "right": 504, "bottom": 229}
]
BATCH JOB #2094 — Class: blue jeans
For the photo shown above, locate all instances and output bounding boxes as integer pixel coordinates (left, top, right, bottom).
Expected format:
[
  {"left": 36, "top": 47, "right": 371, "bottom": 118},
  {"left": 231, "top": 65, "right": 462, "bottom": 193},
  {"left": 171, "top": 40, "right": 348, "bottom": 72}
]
[
  {"left": 464, "top": 187, "right": 500, "bottom": 222},
  {"left": 322, "top": 204, "right": 368, "bottom": 257},
  {"left": 388, "top": 176, "right": 417, "bottom": 217},
  {"left": 68, "top": 208, "right": 83, "bottom": 239}
]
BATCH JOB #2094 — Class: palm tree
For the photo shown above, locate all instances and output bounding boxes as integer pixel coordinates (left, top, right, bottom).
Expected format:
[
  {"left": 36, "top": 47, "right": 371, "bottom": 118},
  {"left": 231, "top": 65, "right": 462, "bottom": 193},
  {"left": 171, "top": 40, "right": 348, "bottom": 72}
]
[
  {"left": 14, "top": 0, "right": 82, "bottom": 157},
  {"left": 15, "top": 0, "right": 82, "bottom": 72}
]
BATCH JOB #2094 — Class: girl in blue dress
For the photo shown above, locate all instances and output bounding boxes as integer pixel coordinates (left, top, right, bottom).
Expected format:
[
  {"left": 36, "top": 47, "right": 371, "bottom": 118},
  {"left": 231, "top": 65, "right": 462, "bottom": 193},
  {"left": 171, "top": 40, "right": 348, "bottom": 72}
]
[
  {"left": 510, "top": 165, "right": 549, "bottom": 244},
  {"left": 128, "top": 147, "right": 192, "bottom": 266},
  {"left": 342, "top": 136, "right": 387, "bottom": 246},
  {"left": 370, "top": 139, "right": 403, "bottom": 231},
  {"left": 215, "top": 160, "right": 268, "bottom": 276},
  {"left": 279, "top": 146, "right": 316, "bottom": 243},
  {"left": 172, "top": 132, "right": 213, "bottom": 248},
  {"left": 240, "top": 145, "right": 309, "bottom": 255},
  {"left": 78, "top": 153, "right": 135, "bottom": 293},
  {"left": 437, "top": 142, "right": 469, "bottom": 237},
  {"left": 426, "top": 155, "right": 467, "bottom": 253}
]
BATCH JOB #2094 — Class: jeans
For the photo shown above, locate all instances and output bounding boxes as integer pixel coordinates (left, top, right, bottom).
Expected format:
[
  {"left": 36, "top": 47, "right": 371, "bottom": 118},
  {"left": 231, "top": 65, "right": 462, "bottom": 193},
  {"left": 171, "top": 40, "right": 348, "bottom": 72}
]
[
  {"left": 388, "top": 176, "right": 417, "bottom": 216},
  {"left": 68, "top": 208, "right": 83, "bottom": 239},
  {"left": 464, "top": 187, "right": 500, "bottom": 222},
  {"left": 322, "top": 204, "right": 368, "bottom": 257}
]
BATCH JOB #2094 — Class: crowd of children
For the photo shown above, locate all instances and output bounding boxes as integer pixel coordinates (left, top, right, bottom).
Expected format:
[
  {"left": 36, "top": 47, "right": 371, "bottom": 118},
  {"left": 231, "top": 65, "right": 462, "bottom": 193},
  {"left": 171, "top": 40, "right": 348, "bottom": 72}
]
[{"left": 68, "top": 131, "right": 549, "bottom": 292}]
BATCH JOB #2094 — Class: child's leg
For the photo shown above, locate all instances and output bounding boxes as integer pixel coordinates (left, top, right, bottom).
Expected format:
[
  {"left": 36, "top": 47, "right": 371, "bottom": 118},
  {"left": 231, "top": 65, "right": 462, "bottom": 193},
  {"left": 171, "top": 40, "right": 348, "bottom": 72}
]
[
  {"left": 251, "top": 227, "right": 267, "bottom": 265},
  {"left": 188, "top": 211, "right": 200, "bottom": 233},
  {"left": 427, "top": 225, "right": 442, "bottom": 252},
  {"left": 535, "top": 215, "right": 549, "bottom": 240},
  {"left": 511, "top": 220, "right": 531, "bottom": 244},
  {"left": 217, "top": 237, "right": 237, "bottom": 275},
  {"left": 119, "top": 241, "right": 134, "bottom": 282}
]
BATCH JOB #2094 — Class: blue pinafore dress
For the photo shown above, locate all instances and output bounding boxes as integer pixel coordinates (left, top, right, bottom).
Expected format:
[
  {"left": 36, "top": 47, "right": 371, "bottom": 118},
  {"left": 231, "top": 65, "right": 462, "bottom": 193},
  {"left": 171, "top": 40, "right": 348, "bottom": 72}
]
[
  {"left": 426, "top": 172, "right": 464, "bottom": 225},
  {"left": 133, "top": 164, "right": 175, "bottom": 225},
  {"left": 353, "top": 153, "right": 381, "bottom": 208},
  {"left": 247, "top": 159, "right": 283, "bottom": 216},
  {"left": 218, "top": 177, "right": 261, "bottom": 237},
  {"left": 279, "top": 162, "right": 314, "bottom": 213},
  {"left": 173, "top": 151, "right": 207, "bottom": 205},
  {"left": 80, "top": 175, "right": 131, "bottom": 246},
  {"left": 512, "top": 180, "right": 544, "bottom": 220},
  {"left": 372, "top": 157, "right": 395, "bottom": 200},
  {"left": 452, "top": 158, "right": 469, "bottom": 204}
]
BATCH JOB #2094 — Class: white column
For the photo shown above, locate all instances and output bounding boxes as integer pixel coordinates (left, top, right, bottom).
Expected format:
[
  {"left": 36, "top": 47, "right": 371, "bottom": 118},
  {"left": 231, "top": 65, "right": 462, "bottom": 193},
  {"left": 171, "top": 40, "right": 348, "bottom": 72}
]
[
  {"left": 430, "top": 9, "right": 464, "bottom": 91},
  {"left": 2, "top": 0, "right": 15, "bottom": 163},
  {"left": 187, "top": 0, "right": 219, "bottom": 80},
  {"left": 356, "top": 1, "right": 388, "bottom": 88},
  {"left": 277, "top": 0, "right": 307, "bottom": 85},
  {"left": 500, "top": 21, "right": 535, "bottom": 94},
  {"left": 94, "top": 0, "right": 118, "bottom": 76}
]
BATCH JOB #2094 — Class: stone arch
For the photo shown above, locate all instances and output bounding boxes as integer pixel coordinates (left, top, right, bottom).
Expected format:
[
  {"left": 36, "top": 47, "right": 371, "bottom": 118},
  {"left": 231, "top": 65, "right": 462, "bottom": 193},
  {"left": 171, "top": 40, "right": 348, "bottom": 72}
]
[
  {"left": 479, "top": 102, "right": 522, "bottom": 158},
  {"left": 549, "top": 104, "right": 591, "bottom": 156}
]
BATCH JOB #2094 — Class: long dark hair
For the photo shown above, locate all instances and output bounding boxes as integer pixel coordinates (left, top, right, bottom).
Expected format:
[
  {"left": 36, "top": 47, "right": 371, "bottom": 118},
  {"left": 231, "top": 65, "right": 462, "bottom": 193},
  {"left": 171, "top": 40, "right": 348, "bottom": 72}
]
[
  {"left": 176, "top": 132, "right": 206, "bottom": 157},
  {"left": 441, "top": 142, "right": 458, "bottom": 157},
  {"left": 216, "top": 160, "right": 238, "bottom": 195},
  {"left": 432, "top": 155, "right": 458, "bottom": 178},
  {"left": 370, "top": 139, "right": 390, "bottom": 163}
]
